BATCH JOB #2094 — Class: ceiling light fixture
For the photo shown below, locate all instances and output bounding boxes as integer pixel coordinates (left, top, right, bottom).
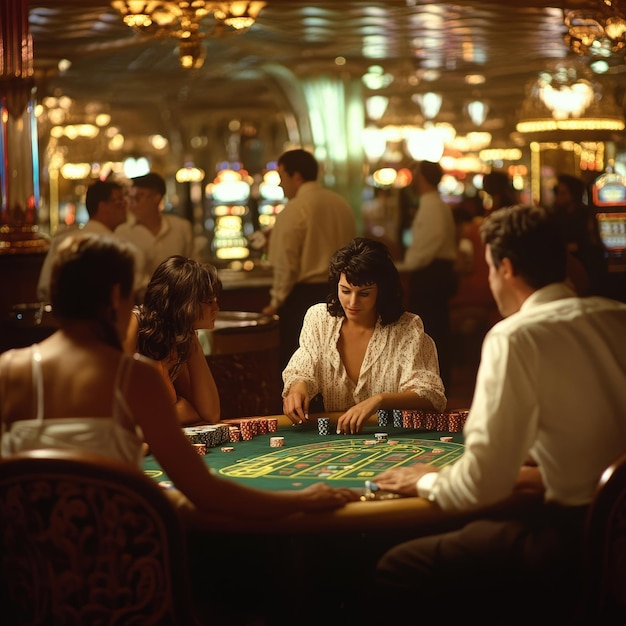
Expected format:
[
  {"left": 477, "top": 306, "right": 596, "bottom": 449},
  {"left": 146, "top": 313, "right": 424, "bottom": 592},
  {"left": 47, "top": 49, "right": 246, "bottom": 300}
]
[
  {"left": 411, "top": 92, "right": 442, "bottom": 120},
  {"left": 516, "top": 64, "right": 625, "bottom": 139},
  {"left": 564, "top": 0, "right": 626, "bottom": 56},
  {"left": 110, "top": 1, "right": 266, "bottom": 68}
]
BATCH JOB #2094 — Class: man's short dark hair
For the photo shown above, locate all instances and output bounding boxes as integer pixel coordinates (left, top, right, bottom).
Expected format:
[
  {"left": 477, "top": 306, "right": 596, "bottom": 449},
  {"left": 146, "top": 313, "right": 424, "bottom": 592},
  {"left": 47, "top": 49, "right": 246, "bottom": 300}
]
[
  {"left": 85, "top": 180, "right": 123, "bottom": 218},
  {"left": 480, "top": 204, "right": 568, "bottom": 289},
  {"left": 132, "top": 172, "right": 166, "bottom": 196},
  {"left": 277, "top": 149, "right": 318, "bottom": 181},
  {"left": 556, "top": 174, "right": 586, "bottom": 202},
  {"left": 415, "top": 161, "right": 443, "bottom": 188}
]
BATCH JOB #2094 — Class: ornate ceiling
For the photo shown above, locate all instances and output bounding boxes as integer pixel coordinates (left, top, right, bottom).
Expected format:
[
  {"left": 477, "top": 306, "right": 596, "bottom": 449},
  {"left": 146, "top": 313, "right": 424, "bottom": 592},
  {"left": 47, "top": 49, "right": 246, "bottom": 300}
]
[{"left": 25, "top": 0, "right": 626, "bottom": 166}]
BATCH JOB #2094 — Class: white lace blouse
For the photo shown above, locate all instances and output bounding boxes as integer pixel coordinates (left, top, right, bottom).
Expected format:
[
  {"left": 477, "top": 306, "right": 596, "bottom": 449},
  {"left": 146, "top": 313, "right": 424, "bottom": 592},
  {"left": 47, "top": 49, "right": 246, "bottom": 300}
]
[{"left": 282, "top": 303, "right": 447, "bottom": 412}]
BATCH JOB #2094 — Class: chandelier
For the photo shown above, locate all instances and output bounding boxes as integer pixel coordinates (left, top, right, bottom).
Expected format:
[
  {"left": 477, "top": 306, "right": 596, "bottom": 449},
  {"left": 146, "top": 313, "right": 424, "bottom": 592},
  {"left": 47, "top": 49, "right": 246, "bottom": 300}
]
[
  {"left": 111, "top": 1, "right": 267, "bottom": 68},
  {"left": 516, "top": 63, "right": 624, "bottom": 139},
  {"left": 564, "top": 0, "right": 626, "bottom": 56}
]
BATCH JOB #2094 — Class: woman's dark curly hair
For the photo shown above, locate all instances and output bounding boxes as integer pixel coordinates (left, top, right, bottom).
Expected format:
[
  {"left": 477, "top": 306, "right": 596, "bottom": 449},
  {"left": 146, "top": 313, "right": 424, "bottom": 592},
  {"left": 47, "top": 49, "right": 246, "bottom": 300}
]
[
  {"left": 136, "top": 255, "right": 221, "bottom": 378},
  {"left": 327, "top": 237, "right": 404, "bottom": 325},
  {"left": 50, "top": 233, "right": 135, "bottom": 350}
]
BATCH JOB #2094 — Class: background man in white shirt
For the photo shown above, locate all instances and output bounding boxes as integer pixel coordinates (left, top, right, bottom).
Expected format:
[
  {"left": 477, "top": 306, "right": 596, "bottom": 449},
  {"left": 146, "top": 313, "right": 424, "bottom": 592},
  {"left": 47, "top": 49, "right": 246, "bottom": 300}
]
[
  {"left": 262, "top": 149, "right": 356, "bottom": 370},
  {"left": 372, "top": 203, "right": 626, "bottom": 624},
  {"left": 402, "top": 160, "right": 458, "bottom": 391},
  {"left": 115, "top": 172, "right": 194, "bottom": 298},
  {"left": 37, "top": 179, "right": 145, "bottom": 303}
]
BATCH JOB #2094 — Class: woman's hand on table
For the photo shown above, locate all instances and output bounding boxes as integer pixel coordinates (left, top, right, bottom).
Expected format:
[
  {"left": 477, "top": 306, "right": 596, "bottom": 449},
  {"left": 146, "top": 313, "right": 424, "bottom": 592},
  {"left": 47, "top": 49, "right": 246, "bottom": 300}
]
[
  {"left": 293, "top": 483, "right": 361, "bottom": 512},
  {"left": 283, "top": 381, "right": 310, "bottom": 425},
  {"left": 373, "top": 464, "right": 438, "bottom": 497},
  {"left": 336, "top": 397, "right": 380, "bottom": 434}
]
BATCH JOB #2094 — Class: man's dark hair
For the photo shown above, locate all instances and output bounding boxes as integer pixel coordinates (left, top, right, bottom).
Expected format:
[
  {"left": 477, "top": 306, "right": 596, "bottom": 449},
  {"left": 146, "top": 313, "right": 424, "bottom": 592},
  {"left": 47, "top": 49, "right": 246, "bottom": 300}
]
[
  {"left": 132, "top": 171, "right": 166, "bottom": 196},
  {"left": 85, "top": 180, "right": 123, "bottom": 218},
  {"left": 480, "top": 204, "right": 568, "bottom": 289},
  {"left": 277, "top": 149, "right": 318, "bottom": 181},
  {"left": 556, "top": 174, "right": 586, "bottom": 203},
  {"left": 415, "top": 160, "right": 443, "bottom": 188},
  {"left": 327, "top": 237, "right": 404, "bottom": 325}
]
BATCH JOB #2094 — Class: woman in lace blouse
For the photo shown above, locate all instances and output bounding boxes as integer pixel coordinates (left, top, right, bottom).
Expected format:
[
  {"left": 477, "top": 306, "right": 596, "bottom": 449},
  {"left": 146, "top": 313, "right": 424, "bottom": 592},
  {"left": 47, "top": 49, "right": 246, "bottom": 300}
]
[{"left": 282, "top": 237, "right": 447, "bottom": 434}]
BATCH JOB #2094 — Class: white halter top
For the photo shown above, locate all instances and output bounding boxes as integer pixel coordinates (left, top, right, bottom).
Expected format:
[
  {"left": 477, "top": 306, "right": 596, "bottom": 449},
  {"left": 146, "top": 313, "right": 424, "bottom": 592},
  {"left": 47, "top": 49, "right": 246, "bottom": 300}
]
[{"left": 1, "top": 345, "right": 145, "bottom": 467}]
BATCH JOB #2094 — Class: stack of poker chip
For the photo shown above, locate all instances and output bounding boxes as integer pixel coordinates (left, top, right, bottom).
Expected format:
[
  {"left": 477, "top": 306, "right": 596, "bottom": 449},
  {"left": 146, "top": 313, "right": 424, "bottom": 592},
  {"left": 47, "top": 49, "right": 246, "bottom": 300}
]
[
  {"left": 317, "top": 416, "right": 330, "bottom": 435},
  {"left": 228, "top": 426, "right": 241, "bottom": 442},
  {"left": 374, "top": 432, "right": 388, "bottom": 443},
  {"left": 267, "top": 418, "right": 279, "bottom": 432},
  {"left": 392, "top": 409, "right": 403, "bottom": 428},
  {"left": 255, "top": 417, "right": 268, "bottom": 435},
  {"left": 239, "top": 420, "right": 254, "bottom": 441},
  {"left": 398, "top": 410, "right": 469, "bottom": 433},
  {"left": 270, "top": 436, "right": 284, "bottom": 447},
  {"left": 377, "top": 409, "right": 389, "bottom": 427}
]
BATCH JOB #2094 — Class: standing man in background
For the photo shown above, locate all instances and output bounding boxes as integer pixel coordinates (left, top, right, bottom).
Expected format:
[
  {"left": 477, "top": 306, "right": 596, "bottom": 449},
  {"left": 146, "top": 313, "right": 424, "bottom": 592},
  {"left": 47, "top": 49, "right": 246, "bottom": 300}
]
[
  {"left": 552, "top": 173, "right": 608, "bottom": 297},
  {"left": 37, "top": 179, "right": 145, "bottom": 303},
  {"left": 115, "top": 172, "right": 194, "bottom": 298},
  {"left": 402, "top": 160, "right": 458, "bottom": 392},
  {"left": 262, "top": 149, "right": 356, "bottom": 370}
]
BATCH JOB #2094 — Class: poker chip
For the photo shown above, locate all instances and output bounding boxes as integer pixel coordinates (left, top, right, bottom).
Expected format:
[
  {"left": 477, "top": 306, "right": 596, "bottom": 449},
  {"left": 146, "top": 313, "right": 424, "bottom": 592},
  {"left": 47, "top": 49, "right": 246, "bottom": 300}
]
[
  {"left": 267, "top": 418, "right": 279, "bottom": 433},
  {"left": 192, "top": 442, "right": 206, "bottom": 455},
  {"left": 364, "top": 439, "right": 377, "bottom": 445},
  {"left": 374, "top": 432, "right": 388, "bottom": 443},
  {"left": 221, "top": 446, "right": 234, "bottom": 452},
  {"left": 377, "top": 409, "right": 389, "bottom": 427},
  {"left": 387, "top": 440, "right": 399, "bottom": 445},
  {"left": 239, "top": 420, "right": 254, "bottom": 441},
  {"left": 392, "top": 409, "right": 403, "bottom": 428},
  {"left": 158, "top": 481, "right": 174, "bottom": 490},
  {"left": 440, "top": 436, "right": 453, "bottom": 442},
  {"left": 270, "top": 436, "right": 285, "bottom": 447},
  {"left": 317, "top": 416, "right": 330, "bottom": 435}
]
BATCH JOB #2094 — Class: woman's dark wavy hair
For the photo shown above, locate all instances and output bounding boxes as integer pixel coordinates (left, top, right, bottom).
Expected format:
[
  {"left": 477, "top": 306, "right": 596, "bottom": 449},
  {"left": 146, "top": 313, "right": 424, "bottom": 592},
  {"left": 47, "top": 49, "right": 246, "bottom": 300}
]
[
  {"left": 50, "top": 233, "right": 135, "bottom": 350},
  {"left": 327, "top": 237, "right": 404, "bottom": 325},
  {"left": 136, "top": 255, "right": 222, "bottom": 378},
  {"left": 480, "top": 204, "right": 568, "bottom": 288}
]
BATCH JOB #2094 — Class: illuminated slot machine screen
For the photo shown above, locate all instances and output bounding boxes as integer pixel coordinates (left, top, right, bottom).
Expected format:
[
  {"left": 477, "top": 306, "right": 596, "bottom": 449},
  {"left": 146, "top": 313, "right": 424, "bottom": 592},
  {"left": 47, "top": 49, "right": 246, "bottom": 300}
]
[
  {"left": 592, "top": 173, "right": 626, "bottom": 269},
  {"left": 207, "top": 168, "right": 252, "bottom": 261},
  {"left": 257, "top": 165, "right": 286, "bottom": 230},
  {"left": 597, "top": 212, "right": 626, "bottom": 254}
]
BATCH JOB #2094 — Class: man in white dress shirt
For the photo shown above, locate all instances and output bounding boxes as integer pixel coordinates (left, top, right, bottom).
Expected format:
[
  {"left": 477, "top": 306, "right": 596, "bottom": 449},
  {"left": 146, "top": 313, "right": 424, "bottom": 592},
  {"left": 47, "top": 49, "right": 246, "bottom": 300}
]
[
  {"left": 37, "top": 180, "right": 145, "bottom": 303},
  {"left": 402, "top": 160, "right": 458, "bottom": 391},
  {"left": 115, "top": 172, "right": 194, "bottom": 297},
  {"left": 261, "top": 149, "right": 356, "bottom": 370},
  {"left": 371, "top": 203, "right": 626, "bottom": 624}
]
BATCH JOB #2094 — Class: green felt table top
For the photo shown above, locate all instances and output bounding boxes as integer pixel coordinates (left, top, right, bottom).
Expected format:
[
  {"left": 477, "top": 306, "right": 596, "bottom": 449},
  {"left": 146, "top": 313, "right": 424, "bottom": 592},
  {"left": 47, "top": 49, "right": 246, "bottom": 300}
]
[{"left": 143, "top": 421, "right": 464, "bottom": 491}]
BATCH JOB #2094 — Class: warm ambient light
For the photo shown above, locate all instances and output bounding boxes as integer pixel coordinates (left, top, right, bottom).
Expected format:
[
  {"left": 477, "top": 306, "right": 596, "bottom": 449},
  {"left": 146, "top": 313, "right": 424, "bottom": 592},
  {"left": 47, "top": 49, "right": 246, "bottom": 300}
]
[
  {"left": 516, "top": 118, "right": 625, "bottom": 133},
  {"left": 564, "top": 0, "right": 626, "bottom": 56},
  {"left": 111, "top": 1, "right": 266, "bottom": 68}
]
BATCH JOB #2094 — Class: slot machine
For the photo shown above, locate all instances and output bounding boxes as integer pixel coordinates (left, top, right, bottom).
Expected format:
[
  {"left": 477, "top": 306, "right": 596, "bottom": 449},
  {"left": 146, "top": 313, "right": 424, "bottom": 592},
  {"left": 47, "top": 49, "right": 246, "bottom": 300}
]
[
  {"left": 205, "top": 165, "right": 253, "bottom": 263},
  {"left": 591, "top": 172, "right": 626, "bottom": 300},
  {"left": 257, "top": 163, "right": 286, "bottom": 231}
]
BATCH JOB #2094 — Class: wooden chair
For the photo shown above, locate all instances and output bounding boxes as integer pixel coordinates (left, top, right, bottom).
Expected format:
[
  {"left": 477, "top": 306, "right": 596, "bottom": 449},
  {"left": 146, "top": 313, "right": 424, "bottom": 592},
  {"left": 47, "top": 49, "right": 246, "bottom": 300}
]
[
  {"left": 0, "top": 448, "right": 202, "bottom": 626},
  {"left": 578, "top": 451, "right": 626, "bottom": 623}
]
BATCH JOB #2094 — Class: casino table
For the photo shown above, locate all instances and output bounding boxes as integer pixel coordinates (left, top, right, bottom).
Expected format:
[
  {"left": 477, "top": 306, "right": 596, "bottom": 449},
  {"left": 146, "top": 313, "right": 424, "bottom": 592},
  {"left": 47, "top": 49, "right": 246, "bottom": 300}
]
[{"left": 144, "top": 412, "right": 543, "bottom": 534}]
